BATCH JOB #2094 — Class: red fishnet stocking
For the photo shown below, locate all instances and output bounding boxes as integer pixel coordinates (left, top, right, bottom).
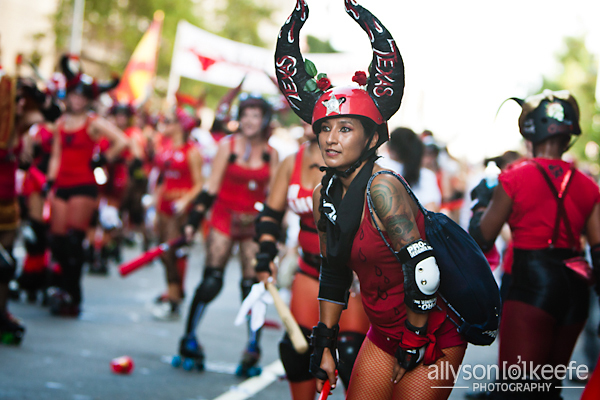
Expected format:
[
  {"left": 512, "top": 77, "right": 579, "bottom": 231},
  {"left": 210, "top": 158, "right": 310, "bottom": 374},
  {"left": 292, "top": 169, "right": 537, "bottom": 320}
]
[{"left": 347, "top": 337, "right": 466, "bottom": 400}]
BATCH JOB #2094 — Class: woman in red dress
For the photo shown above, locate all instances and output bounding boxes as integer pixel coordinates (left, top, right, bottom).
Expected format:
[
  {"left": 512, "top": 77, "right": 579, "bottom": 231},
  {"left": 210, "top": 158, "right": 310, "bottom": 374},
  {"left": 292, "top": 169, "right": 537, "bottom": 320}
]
[
  {"left": 254, "top": 123, "right": 370, "bottom": 398},
  {"left": 179, "top": 94, "right": 278, "bottom": 375},
  {"left": 45, "top": 55, "right": 128, "bottom": 316},
  {"left": 274, "top": 2, "right": 467, "bottom": 399},
  {"left": 152, "top": 107, "right": 203, "bottom": 319}
]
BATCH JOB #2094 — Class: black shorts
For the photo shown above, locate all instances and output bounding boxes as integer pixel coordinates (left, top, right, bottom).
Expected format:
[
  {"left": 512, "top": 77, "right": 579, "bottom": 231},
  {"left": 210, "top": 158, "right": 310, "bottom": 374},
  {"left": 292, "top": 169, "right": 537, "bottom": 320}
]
[
  {"left": 508, "top": 248, "right": 590, "bottom": 325},
  {"left": 55, "top": 184, "right": 98, "bottom": 201}
]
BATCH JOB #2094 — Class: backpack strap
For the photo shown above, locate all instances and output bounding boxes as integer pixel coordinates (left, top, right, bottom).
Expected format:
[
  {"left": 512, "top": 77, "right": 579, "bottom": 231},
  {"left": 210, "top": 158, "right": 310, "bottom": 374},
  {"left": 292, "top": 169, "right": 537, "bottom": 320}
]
[
  {"left": 365, "top": 170, "right": 427, "bottom": 262},
  {"left": 531, "top": 161, "right": 577, "bottom": 250}
]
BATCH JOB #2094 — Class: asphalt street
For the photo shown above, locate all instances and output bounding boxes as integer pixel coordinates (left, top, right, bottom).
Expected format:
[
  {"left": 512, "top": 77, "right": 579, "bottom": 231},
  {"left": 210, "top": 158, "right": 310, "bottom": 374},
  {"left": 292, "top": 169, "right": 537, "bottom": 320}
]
[{"left": 0, "top": 236, "right": 594, "bottom": 400}]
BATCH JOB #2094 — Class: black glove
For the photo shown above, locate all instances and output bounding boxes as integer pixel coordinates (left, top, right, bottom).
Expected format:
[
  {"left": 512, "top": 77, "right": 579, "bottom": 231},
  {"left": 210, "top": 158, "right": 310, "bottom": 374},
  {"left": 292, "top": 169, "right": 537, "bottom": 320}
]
[
  {"left": 186, "top": 208, "right": 205, "bottom": 234},
  {"left": 254, "top": 241, "right": 278, "bottom": 274},
  {"left": 395, "top": 320, "right": 428, "bottom": 371},
  {"left": 309, "top": 322, "right": 339, "bottom": 381},
  {"left": 90, "top": 153, "right": 108, "bottom": 170},
  {"left": 128, "top": 158, "right": 145, "bottom": 180},
  {"left": 470, "top": 178, "right": 496, "bottom": 211},
  {"left": 41, "top": 179, "right": 54, "bottom": 198}
]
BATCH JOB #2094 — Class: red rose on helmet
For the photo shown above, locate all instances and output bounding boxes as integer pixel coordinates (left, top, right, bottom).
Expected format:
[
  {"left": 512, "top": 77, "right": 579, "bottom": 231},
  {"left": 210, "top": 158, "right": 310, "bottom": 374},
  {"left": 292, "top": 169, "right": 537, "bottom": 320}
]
[
  {"left": 316, "top": 77, "right": 332, "bottom": 91},
  {"left": 352, "top": 71, "right": 368, "bottom": 86}
]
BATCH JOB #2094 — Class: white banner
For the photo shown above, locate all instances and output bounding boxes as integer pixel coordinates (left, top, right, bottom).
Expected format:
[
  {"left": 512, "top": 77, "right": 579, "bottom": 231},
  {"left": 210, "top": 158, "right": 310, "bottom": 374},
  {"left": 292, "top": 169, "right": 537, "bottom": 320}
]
[{"left": 167, "top": 20, "right": 368, "bottom": 101}]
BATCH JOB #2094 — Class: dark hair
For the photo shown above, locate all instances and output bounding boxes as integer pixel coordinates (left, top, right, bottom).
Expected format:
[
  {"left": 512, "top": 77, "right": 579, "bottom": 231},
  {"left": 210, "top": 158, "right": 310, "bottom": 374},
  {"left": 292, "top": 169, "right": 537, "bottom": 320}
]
[
  {"left": 388, "top": 127, "right": 423, "bottom": 186},
  {"left": 316, "top": 116, "right": 380, "bottom": 232},
  {"left": 485, "top": 150, "right": 522, "bottom": 170}
]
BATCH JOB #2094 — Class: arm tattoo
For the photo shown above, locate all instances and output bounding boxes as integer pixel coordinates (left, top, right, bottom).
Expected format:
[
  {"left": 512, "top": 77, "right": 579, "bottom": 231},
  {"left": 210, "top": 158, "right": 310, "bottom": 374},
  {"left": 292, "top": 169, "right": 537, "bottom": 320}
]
[
  {"left": 371, "top": 182, "right": 395, "bottom": 216},
  {"left": 383, "top": 214, "right": 418, "bottom": 247},
  {"left": 372, "top": 179, "right": 419, "bottom": 248}
]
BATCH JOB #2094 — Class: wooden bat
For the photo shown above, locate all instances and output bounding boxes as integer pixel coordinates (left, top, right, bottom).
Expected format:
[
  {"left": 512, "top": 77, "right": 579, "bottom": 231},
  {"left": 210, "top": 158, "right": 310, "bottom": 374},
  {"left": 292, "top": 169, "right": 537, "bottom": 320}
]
[
  {"left": 265, "top": 281, "right": 309, "bottom": 354},
  {"left": 119, "top": 236, "right": 186, "bottom": 277}
]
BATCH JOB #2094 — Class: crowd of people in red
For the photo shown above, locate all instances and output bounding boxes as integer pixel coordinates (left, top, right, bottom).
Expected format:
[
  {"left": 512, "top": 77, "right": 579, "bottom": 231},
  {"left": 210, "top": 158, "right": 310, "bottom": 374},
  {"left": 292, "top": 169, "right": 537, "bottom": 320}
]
[{"left": 2, "top": 1, "right": 600, "bottom": 399}]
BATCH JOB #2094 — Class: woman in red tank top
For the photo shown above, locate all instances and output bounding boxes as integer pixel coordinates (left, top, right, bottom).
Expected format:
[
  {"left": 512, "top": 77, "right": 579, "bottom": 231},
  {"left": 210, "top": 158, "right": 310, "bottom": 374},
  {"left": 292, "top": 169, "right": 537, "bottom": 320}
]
[
  {"left": 178, "top": 94, "right": 278, "bottom": 375},
  {"left": 44, "top": 54, "right": 128, "bottom": 317},
  {"left": 470, "top": 90, "right": 600, "bottom": 399},
  {"left": 255, "top": 124, "right": 370, "bottom": 398},
  {"left": 274, "top": 2, "right": 466, "bottom": 399},
  {"left": 151, "top": 107, "right": 203, "bottom": 320},
  {"left": 16, "top": 122, "right": 55, "bottom": 300},
  {"left": 87, "top": 103, "right": 145, "bottom": 275}
]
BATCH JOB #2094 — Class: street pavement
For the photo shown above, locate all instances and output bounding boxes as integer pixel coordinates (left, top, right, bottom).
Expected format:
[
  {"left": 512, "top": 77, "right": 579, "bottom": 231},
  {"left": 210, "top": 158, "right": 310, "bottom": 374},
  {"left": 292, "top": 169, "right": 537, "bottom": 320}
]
[{"left": 0, "top": 236, "right": 594, "bottom": 400}]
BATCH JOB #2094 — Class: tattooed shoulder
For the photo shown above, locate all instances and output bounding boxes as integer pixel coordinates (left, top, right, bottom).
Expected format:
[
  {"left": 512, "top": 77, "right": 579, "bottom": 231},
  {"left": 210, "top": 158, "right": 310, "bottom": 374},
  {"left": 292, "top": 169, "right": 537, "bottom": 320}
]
[
  {"left": 370, "top": 177, "right": 398, "bottom": 217},
  {"left": 371, "top": 175, "right": 419, "bottom": 247}
]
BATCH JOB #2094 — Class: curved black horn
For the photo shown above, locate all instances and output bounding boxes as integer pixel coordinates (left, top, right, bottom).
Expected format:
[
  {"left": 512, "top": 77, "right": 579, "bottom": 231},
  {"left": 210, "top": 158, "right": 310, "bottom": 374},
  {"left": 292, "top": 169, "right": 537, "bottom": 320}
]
[
  {"left": 494, "top": 97, "right": 524, "bottom": 120},
  {"left": 344, "top": 0, "right": 404, "bottom": 121},
  {"left": 97, "top": 75, "right": 120, "bottom": 95},
  {"left": 508, "top": 97, "right": 524, "bottom": 107},
  {"left": 60, "top": 54, "right": 78, "bottom": 82},
  {"left": 274, "top": 0, "right": 321, "bottom": 124}
]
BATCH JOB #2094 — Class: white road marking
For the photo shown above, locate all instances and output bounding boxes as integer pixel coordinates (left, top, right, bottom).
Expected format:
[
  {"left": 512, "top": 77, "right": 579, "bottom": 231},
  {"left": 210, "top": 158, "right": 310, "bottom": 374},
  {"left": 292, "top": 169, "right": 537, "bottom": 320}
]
[{"left": 211, "top": 360, "right": 285, "bottom": 400}]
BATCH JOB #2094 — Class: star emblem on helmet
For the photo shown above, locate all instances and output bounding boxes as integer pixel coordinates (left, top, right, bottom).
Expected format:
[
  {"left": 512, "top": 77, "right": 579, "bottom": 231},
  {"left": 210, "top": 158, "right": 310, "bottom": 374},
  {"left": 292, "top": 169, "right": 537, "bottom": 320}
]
[
  {"left": 546, "top": 102, "right": 564, "bottom": 122},
  {"left": 322, "top": 92, "right": 346, "bottom": 116}
]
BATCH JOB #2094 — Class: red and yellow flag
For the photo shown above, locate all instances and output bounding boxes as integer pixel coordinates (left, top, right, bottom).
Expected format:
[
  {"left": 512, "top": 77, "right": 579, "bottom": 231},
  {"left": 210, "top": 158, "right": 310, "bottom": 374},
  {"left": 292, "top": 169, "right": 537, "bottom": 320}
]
[{"left": 114, "top": 10, "right": 164, "bottom": 106}]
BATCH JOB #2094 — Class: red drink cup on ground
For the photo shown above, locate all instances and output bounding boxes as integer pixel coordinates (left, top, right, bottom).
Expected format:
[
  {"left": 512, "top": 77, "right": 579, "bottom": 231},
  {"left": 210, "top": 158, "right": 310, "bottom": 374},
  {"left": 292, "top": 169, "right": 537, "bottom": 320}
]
[{"left": 110, "top": 356, "right": 134, "bottom": 374}]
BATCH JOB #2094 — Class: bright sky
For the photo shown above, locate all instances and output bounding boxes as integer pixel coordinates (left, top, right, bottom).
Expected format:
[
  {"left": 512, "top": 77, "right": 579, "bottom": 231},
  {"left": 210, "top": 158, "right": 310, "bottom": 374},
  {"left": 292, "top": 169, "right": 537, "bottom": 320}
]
[{"left": 270, "top": 0, "right": 600, "bottom": 164}]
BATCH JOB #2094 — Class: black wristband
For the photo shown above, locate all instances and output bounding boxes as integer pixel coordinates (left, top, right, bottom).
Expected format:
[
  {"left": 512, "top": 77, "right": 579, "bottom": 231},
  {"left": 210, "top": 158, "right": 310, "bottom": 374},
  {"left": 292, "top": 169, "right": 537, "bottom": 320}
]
[
  {"left": 128, "top": 158, "right": 144, "bottom": 179},
  {"left": 470, "top": 178, "right": 495, "bottom": 211},
  {"left": 41, "top": 179, "right": 54, "bottom": 197},
  {"left": 255, "top": 241, "right": 278, "bottom": 274},
  {"left": 90, "top": 153, "right": 108, "bottom": 170},
  {"left": 193, "top": 190, "right": 216, "bottom": 211},
  {"left": 260, "top": 204, "right": 285, "bottom": 223},
  {"left": 187, "top": 209, "right": 204, "bottom": 231},
  {"left": 309, "top": 322, "right": 339, "bottom": 381}
]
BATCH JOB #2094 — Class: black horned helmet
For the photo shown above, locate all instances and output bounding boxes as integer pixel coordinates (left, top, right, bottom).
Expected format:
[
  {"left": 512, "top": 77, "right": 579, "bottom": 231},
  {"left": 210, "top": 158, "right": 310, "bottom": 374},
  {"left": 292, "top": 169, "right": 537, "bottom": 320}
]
[
  {"left": 274, "top": 0, "right": 404, "bottom": 139},
  {"left": 61, "top": 54, "right": 120, "bottom": 100},
  {"left": 508, "top": 89, "right": 581, "bottom": 144}
]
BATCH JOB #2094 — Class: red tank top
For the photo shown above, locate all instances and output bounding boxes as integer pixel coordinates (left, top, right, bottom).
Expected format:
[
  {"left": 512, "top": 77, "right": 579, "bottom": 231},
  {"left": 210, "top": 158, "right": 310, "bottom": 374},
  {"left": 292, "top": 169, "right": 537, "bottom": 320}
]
[
  {"left": 55, "top": 115, "right": 98, "bottom": 188},
  {"left": 499, "top": 158, "right": 600, "bottom": 251},
  {"left": 34, "top": 124, "right": 53, "bottom": 167},
  {"left": 215, "top": 135, "right": 271, "bottom": 212},
  {"left": 159, "top": 141, "right": 195, "bottom": 200},
  {"left": 0, "top": 140, "right": 22, "bottom": 200},
  {"left": 347, "top": 199, "right": 427, "bottom": 338},
  {"left": 287, "top": 143, "right": 320, "bottom": 276}
]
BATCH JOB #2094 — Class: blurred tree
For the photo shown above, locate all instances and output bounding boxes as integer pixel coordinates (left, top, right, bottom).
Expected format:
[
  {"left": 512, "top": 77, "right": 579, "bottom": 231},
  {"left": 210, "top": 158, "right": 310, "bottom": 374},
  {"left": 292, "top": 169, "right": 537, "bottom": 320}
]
[
  {"left": 213, "top": 0, "right": 274, "bottom": 47},
  {"left": 52, "top": 0, "right": 276, "bottom": 110},
  {"left": 540, "top": 36, "right": 599, "bottom": 170},
  {"left": 306, "top": 35, "right": 338, "bottom": 54}
]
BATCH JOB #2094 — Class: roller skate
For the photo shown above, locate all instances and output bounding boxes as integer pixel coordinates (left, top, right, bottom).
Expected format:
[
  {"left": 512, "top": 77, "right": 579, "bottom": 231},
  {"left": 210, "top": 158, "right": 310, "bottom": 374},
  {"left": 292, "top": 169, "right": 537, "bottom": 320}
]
[
  {"left": 172, "top": 334, "right": 205, "bottom": 371},
  {"left": 7, "top": 280, "right": 20, "bottom": 300},
  {"left": 0, "top": 311, "right": 26, "bottom": 345},
  {"left": 235, "top": 341, "right": 262, "bottom": 378},
  {"left": 47, "top": 288, "right": 80, "bottom": 317},
  {"left": 17, "top": 271, "right": 47, "bottom": 303},
  {"left": 152, "top": 300, "right": 180, "bottom": 321},
  {"left": 88, "top": 246, "right": 109, "bottom": 275}
]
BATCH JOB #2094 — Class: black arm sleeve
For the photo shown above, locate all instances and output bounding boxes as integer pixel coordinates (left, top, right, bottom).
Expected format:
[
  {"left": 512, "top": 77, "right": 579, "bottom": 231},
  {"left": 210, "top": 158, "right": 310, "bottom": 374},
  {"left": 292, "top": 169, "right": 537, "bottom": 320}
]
[
  {"left": 469, "top": 210, "right": 496, "bottom": 253},
  {"left": 317, "top": 257, "right": 353, "bottom": 308}
]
